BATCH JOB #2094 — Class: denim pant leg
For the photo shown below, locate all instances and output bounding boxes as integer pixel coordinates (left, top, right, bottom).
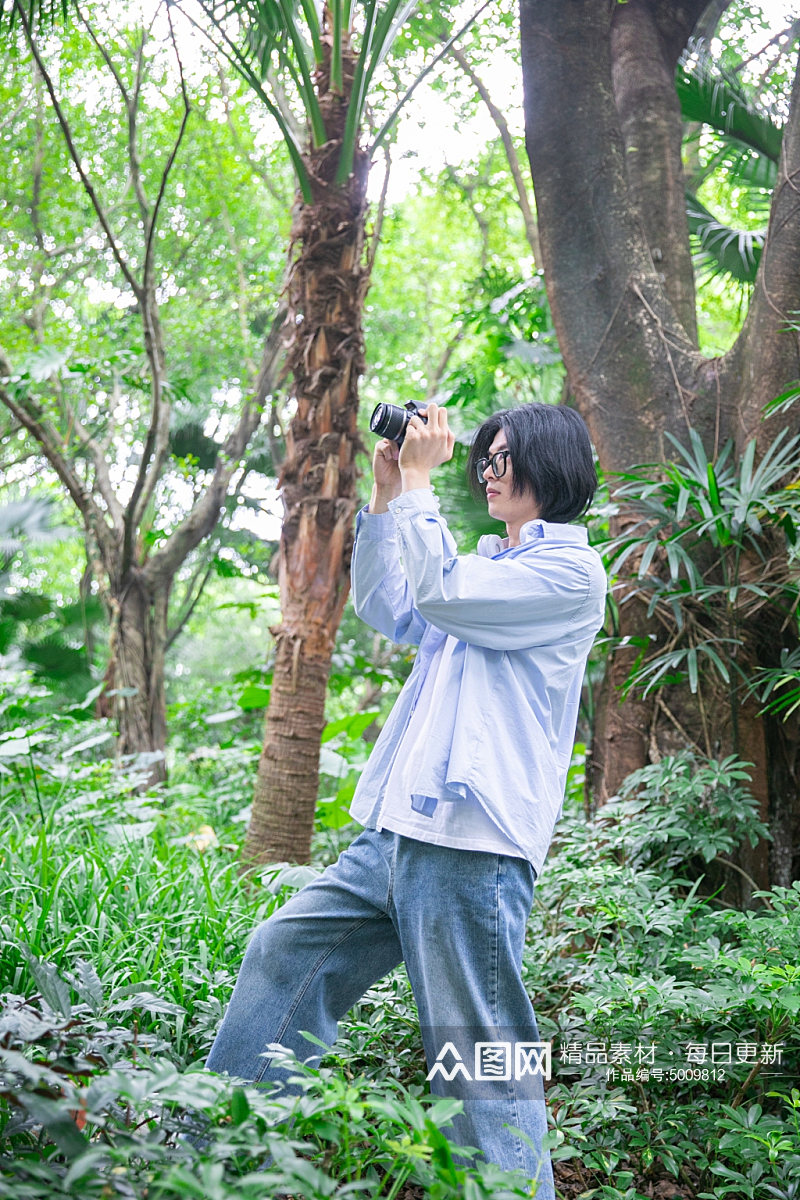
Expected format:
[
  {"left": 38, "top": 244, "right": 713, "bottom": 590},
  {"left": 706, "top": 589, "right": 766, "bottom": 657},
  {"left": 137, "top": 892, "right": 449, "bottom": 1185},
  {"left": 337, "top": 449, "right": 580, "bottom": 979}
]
[
  {"left": 391, "top": 837, "right": 556, "bottom": 1200},
  {"left": 205, "top": 828, "right": 403, "bottom": 1089}
]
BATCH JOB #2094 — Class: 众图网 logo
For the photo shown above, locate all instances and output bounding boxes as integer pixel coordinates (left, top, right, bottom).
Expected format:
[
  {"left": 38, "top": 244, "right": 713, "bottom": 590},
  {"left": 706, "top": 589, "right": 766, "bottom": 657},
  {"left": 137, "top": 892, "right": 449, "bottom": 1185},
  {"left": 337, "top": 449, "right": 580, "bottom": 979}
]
[{"left": 426, "top": 1041, "right": 551, "bottom": 1082}]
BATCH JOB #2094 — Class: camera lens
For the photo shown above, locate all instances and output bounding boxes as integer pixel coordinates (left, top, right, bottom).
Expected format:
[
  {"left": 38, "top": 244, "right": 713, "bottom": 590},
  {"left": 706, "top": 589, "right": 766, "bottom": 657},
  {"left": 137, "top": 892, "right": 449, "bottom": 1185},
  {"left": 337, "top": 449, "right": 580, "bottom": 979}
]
[{"left": 370, "top": 403, "right": 409, "bottom": 444}]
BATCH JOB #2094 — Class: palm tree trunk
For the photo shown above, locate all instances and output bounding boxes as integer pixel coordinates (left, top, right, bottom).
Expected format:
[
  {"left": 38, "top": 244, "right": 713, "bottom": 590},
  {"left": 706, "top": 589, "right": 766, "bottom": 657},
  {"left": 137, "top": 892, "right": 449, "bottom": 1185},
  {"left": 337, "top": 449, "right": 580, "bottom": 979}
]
[{"left": 243, "top": 28, "right": 369, "bottom": 867}]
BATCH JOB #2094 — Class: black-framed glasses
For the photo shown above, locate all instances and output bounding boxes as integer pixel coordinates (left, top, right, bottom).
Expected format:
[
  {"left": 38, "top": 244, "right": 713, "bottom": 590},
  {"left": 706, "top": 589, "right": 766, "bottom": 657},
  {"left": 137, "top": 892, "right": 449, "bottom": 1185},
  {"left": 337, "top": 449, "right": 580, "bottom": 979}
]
[{"left": 476, "top": 450, "right": 511, "bottom": 483}]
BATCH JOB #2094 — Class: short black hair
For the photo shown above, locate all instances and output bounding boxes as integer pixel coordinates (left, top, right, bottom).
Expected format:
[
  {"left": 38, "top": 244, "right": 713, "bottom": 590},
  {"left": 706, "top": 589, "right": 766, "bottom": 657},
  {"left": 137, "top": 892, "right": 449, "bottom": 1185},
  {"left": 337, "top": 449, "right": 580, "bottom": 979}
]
[{"left": 467, "top": 402, "right": 597, "bottom": 523}]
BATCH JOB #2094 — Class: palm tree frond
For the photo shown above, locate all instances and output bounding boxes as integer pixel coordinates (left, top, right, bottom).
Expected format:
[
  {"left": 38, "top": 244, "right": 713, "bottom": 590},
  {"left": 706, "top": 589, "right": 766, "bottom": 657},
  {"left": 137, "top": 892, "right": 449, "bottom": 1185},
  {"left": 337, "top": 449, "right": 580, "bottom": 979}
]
[
  {"left": 702, "top": 139, "right": 777, "bottom": 194},
  {"left": 330, "top": 0, "right": 343, "bottom": 91},
  {"left": 198, "top": 0, "right": 326, "bottom": 153},
  {"left": 685, "top": 190, "right": 763, "bottom": 286},
  {"left": 676, "top": 48, "right": 783, "bottom": 163},
  {"left": 0, "top": 0, "right": 73, "bottom": 32},
  {"left": 336, "top": 0, "right": 383, "bottom": 184}
]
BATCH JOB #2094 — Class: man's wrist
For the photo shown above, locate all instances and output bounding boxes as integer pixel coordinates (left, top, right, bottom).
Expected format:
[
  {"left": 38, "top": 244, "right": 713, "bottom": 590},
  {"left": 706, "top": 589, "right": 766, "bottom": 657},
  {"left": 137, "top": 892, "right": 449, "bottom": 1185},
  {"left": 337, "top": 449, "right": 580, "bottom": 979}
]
[
  {"left": 368, "top": 483, "right": 401, "bottom": 514},
  {"left": 400, "top": 468, "right": 432, "bottom": 493}
]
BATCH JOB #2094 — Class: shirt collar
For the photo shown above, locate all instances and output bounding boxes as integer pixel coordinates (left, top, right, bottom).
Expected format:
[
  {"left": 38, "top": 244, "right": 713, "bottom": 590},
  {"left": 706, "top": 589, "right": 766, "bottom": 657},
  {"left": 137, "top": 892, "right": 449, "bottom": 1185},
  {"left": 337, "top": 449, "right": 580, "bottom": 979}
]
[{"left": 477, "top": 519, "right": 589, "bottom": 557}]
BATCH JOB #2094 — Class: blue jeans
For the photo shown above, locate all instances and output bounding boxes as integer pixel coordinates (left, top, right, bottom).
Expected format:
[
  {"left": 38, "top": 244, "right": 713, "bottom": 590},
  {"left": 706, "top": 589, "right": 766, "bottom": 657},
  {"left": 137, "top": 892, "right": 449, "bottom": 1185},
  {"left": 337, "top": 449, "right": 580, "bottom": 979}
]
[{"left": 205, "top": 828, "right": 555, "bottom": 1198}]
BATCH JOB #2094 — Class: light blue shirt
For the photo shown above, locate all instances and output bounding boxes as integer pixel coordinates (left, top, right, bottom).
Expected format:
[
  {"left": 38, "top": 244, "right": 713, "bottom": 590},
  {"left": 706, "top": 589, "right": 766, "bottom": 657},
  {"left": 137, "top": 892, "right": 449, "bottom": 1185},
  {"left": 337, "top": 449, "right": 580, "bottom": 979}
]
[
  {"left": 348, "top": 487, "right": 607, "bottom": 878},
  {"left": 373, "top": 630, "right": 529, "bottom": 860}
]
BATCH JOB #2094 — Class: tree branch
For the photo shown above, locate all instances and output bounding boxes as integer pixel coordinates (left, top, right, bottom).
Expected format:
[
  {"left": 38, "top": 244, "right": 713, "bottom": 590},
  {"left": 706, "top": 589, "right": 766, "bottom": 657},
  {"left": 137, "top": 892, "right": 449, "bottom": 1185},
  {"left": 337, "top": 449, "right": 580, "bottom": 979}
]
[
  {"left": 30, "top": 64, "right": 45, "bottom": 257},
  {"left": 0, "top": 384, "right": 116, "bottom": 562},
  {"left": 520, "top": 0, "right": 701, "bottom": 471},
  {"left": 64, "top": 405, "right": 126, "bottom": 532},
  {"left": 691, "top": 0, "right": 732, "bottom": 48},
  {"left": 370, "top": 0, "right": 495, "bottom": 157},
  {"left": 144, "top": 305, "right": 287, "bottom": 587},
  {"left": 144, "top": 3, "right": 191, "bottom": 295},
  {"left": 734, "top": 19, "right": 800, "bottom": 77},
  {"left": 366, "top": 142, "right": 391, "bottom": 278},
  {"left": 447, "top": 43, "right": 540, "bottom": 264},
  {"left": 216, "top": 63, "right": 292, "bottom": 207},
  {"left": 12, "top": 0, "right": 142, "bottom": 300},
  {"left": 722, "top": 51, "right": 800, "bottom": 448},
  {"left": 425, "top": 324, "right": 465, "bottom": 401},
  {"left": 165, "top": 552, "right": 217, "bottom": 650},
  {"left": 165, "top": 461, "right": 258, "bottom": 649},
  {"left": 443, "top": 162, "right": 492, "bottom": 270},
  {"left": 125, "top": 8, "right": 192, "bottom": 571},
  {"left": 648, "top": 0, "right": 725, "bottom": 65},
  {"left": 213, "top": 153, "right": 259, "bottom": 382},
  {"left": 75, "top": 1, "right": 130, "bottom": 105}
]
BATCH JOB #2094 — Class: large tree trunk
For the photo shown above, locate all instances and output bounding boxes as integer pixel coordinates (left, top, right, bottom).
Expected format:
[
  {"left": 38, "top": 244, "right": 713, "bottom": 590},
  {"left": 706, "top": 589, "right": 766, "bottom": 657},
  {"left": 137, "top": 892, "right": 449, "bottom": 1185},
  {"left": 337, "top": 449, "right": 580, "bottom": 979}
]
[
  {"left": 103, "top": 569, "right": 170, "bottom": 785},
  {"left": 243, "top": 30, "right": 369, "bottom": 867},
  {"left": 520, "top": 0, "right": 800, "bottom": 897}
]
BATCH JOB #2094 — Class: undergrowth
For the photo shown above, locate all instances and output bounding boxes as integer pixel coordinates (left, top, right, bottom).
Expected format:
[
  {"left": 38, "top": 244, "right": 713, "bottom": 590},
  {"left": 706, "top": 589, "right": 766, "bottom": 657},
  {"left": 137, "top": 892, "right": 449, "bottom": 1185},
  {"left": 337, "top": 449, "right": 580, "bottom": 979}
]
[{"left": 0, "top": 692, "right": 798, "bottom": 1199}]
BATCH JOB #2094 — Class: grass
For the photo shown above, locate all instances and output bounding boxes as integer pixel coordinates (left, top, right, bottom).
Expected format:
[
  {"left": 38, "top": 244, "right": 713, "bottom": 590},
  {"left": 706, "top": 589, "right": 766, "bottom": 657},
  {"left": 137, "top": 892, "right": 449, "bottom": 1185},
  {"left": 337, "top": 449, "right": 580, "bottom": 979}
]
[{"left": 0, "top": 709, "right": 798, "bottom": 1199}]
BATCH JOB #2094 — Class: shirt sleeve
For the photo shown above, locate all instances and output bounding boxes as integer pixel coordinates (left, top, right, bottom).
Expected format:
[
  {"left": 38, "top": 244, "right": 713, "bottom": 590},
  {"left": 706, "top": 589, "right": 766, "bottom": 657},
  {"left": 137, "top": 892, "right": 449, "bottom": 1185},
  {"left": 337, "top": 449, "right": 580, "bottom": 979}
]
[
  {"left": 387, "top": 488, "right": 601, "bottom": 651},
  {"left": 350, "top": 502, "right": 430, "bottom": 645}
]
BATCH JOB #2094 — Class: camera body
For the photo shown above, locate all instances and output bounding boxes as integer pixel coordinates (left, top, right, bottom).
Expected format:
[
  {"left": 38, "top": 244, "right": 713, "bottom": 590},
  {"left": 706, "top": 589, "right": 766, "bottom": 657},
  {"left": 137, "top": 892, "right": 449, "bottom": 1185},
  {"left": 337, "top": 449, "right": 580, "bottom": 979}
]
[{"left": 369, "top": 400, "right": 428, "bottom": 446}]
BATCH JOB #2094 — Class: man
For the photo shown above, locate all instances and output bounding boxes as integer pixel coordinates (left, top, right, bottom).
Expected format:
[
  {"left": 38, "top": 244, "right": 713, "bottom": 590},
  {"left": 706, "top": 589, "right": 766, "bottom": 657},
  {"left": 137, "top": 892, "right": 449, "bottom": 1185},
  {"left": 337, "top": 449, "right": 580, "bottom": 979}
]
[{"left": 205, "top": 401, "right": 607, "bottom": 1197}]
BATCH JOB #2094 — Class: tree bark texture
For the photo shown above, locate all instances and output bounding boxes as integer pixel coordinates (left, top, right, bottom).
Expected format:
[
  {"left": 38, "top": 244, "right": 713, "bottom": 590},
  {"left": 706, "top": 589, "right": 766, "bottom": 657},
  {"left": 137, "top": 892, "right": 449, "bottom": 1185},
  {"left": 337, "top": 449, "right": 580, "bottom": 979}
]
[
  {"left": 610, "top": 0, "right": 699, "bottom": 344},
  {"left": 520, "top": 0, "right": 800, "bottom": 896},
  {"left": 101, "top": 570, "right": 170, "bottom": 784},
  {"left": 243, "top": 32, "right": 369, "bottom": 867}
]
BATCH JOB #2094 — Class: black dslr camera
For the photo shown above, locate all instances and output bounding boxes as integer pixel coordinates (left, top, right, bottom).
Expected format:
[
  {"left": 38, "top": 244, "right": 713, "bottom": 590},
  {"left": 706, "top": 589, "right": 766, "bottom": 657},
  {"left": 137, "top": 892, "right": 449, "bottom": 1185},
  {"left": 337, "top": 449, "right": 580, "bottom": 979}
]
[{"left": 369, "top": 400, "right": 428, "bottom": 446}]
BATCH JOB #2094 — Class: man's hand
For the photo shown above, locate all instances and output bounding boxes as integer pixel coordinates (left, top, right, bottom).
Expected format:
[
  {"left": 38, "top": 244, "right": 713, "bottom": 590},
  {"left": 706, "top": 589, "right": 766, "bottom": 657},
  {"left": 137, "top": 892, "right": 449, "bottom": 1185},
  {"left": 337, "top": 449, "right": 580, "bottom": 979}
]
[
  {"left": 398, "top": 403, "right": 455, "bottom": 492},
  {"left": 368, "top": 438, "right": 401, "bottom": 514},
  {"left": 373, "top": 437, "right": 401, "bottom": 490}
]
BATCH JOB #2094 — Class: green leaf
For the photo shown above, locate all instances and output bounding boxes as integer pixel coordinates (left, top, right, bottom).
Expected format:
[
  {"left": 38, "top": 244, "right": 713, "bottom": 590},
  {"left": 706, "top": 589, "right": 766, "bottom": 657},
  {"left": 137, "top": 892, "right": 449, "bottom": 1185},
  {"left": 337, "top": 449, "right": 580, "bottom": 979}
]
[
  {"left": 370, "top": 1, "right": 490, "bottom": 158},
  {"left": 676, "top": 53, "right": 783, "bottom": 162},
  {"left": 638, "top": 539, "right": 659, "bottom": 578},
  {"left": 273, "top": 0, "right": 327, "bottom": 147},
  {"left": 18, "top": 344, "right": 71, "bottom": 381},
  {"left": 0, "top": 731, "right": 50, "bottom": 756},
  {"left": 260, "top": 862, "right": 322, "bottom": 893},
  {"left": 238, "top": 684, "right": 271, "bottom": 709},
  {"left": 191, "top": 2, "right": 314, "bottom": 200},
  {"left": 0, "top": 0, "right": 74, "bottom": 33},
  {"left": 0, "top": 590, "right": 54, "bottom": 620},
  {"left": 110, "top": 992, "right": 186, "bottom": 1016},
  {"left": 331, "top": 0, "right": 343, "bottom": 92},
  {"left": 319, "top": 744, "right": 348, "bottom": 775},
  {"left": 686, "top": 191, "right": 763, "bottom": 285},
  {"left": 706, "top": 461, "right": 720, "bottom": 508},
  {"left": 701, "top": 642, "right": 731, "bottom": 683},
  {"left": 23, "top": 635, "right": 89, "bottom": 681},
  {"left": 0, "top": 616, "right": 16, "bottom": 654},
  {"left": 22, "top": 950, "right": 72, "bottom": 1017},
  {"left": 204, "top": 708, "right": 240, "bottom": 724},
  {"left": 316, "top": 795, "right": 353, "bottom": 828},
  {"left": 230, "top": 1086, "right": 251, "bottom": 1125},
  {"left": 17, "top": 1092, "right": 88, "bottom": 1159},
  {"left": 298, "top": 0, "right": 323, "bottom": 64},
  {"left": 61, "top": 731, "right": 114, "bottom": 759},
  {"left": 321, "top": 710, "right": 380, "bottom": 742},
  {"left": 763, "top": 382, "right": 800, "bottom": 416},
  {"left": 336, "top": 0, "right": 381, "bottom": 184},
  {"left": 71, "top": 959, "right": 104, "bottom": 1013}
]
